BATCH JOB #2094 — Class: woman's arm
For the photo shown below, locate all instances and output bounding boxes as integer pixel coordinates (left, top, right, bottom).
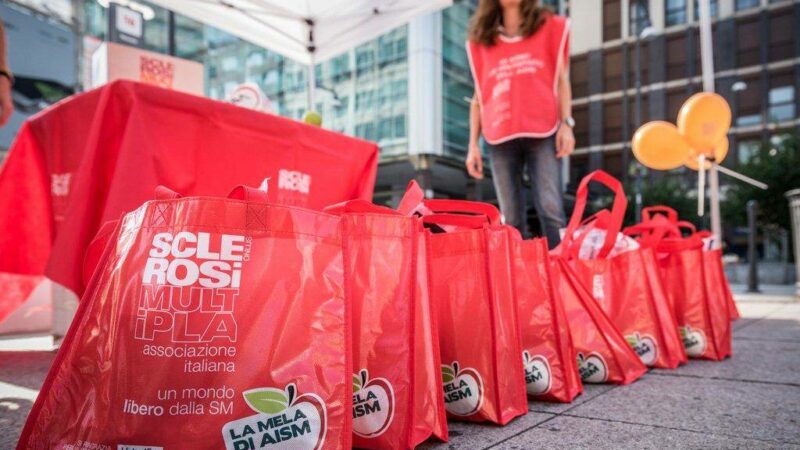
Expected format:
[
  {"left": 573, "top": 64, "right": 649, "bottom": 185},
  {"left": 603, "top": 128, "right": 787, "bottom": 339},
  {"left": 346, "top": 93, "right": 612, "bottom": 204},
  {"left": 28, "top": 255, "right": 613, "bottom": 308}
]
[
  {"left": 466, "top": 93, "right": 484, "bottom": 179},
  {"left": 555, "top": 64, "right": 575, "bottom": 158}
]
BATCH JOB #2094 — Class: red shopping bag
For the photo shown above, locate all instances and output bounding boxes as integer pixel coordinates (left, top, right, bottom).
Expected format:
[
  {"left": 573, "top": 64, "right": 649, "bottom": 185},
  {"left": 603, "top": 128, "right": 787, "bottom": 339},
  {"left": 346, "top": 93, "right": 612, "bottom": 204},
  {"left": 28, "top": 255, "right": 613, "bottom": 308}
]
[
  {"left": 398, "top": 183, "right": 527, "bottom": 425},
  {"left": 558, "top": 171, "right": 686, "bottom": 370},
  {"left": 630, "top": 208, "right": 732, "bottom": 361},
  {"left": 550, "top": 257, "right": 648, "bottom": 384},
  {"left": 511, "top": 234, "right": 582, "bottom": 403},
  {"left": 326, "top": 199, "right": 448, "bottom": 449},
  {"left": 19, "top": 186, "right": 352, "bottom": 450}
]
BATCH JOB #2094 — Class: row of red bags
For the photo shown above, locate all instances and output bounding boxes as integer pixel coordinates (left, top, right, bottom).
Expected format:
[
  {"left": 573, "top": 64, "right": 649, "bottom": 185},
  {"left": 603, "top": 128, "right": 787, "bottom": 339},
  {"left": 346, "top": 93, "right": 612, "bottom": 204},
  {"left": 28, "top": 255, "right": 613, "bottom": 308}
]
[{"left": 18, "top": 171, "right": 736, "bottom": 450}]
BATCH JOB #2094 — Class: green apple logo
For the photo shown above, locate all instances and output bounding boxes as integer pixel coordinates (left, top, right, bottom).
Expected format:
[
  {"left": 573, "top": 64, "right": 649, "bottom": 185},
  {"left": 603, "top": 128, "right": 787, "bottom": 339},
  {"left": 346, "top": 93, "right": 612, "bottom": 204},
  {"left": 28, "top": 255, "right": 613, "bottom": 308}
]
[
  {"left": 626, "top": 332, "right": 658, "bottom": 366},
  {"left": 222, "top": 383, "right": 327, "bottom": 450},
  {"left": 352, "top": 369, "right": 395, "bottom": 438},
  {"left": 680, "top": 325, "right": 707, "bottom": 357},
  {"left": 522, "top": 350, "right": 552, "bottom": 395},
  {"left": 441, "top": 361, "right": 484, "bottom": 416},
  {"left": 577, "top": 352, "right": 608, "bottom": 383}
]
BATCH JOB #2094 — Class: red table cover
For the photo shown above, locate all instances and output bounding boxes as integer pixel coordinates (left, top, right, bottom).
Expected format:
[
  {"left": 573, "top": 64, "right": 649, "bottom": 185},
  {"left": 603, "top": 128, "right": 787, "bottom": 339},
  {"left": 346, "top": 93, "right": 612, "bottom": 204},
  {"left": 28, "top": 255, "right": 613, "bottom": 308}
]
[{"left": 0, "top": 80, "right": 378, "bottom": 297}]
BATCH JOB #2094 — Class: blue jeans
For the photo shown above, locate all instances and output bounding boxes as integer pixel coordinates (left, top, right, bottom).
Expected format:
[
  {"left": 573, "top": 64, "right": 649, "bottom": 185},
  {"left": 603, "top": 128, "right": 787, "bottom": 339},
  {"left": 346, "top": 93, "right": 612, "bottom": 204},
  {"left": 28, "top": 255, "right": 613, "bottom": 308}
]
[{"left": 488, "top": 136, "right": 566, "bottom": 247}]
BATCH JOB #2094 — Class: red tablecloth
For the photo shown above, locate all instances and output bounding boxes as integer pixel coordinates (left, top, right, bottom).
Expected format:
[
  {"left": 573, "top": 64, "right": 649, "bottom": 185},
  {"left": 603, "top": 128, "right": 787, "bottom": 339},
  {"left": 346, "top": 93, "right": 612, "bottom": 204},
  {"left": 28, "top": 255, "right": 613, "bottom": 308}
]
[{"left": 0, "top": 80, "right": 378, "bottom": 297}]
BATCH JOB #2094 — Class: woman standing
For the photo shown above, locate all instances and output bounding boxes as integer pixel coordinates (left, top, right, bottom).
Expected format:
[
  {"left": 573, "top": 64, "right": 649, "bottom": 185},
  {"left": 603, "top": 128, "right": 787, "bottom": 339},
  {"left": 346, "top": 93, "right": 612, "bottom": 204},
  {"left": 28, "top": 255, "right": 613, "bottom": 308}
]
[{"left": 465, "top": 0, "right": 574, "bottom": 247}]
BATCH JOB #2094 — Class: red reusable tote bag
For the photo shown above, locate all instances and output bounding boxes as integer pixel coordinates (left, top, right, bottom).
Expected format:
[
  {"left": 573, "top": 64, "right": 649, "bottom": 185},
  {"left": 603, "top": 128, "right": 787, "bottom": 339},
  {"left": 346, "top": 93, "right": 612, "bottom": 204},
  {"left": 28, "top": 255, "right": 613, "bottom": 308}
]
[
  {"left": 550, "top": 256, "right": 647, "bottom": 384},
  {"left": 327, "top": 200, "right": 448, "bottom": 449},
  {"left": 511, "top": 234, "right": 582, "bottom": 403},
  {"left": 18, "top": 187, "right": 352, "bottom": 450},
  {"left": 630, "top": 209, "right": 732, "bottom": 361},
  {"left": 398, "top": 183, "right": 527, "bottom": 425},
  {"left": 559, "top": 171, "right": 686, "bottom": 370}
]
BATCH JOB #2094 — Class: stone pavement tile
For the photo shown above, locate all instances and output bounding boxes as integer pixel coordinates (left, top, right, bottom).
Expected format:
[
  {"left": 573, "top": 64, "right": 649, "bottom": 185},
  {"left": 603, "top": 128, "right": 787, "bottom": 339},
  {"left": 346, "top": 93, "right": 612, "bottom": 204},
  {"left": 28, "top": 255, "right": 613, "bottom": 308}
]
[
  {"left": 652, "top": 338, "right": 800, "bottom": 385},
  {"left": 0, "top": 382, "right": 37, "bottom": 449},
  {"left": 494, "top": 415, "right": 800, "bottom": 450},
  {"left": 733, "top": 303, "right": 786, "bottom": 330},
  {"left": 735, "top": 304, "right": 800, "bottom": 342},
  {"left": 528, "top": 383, "right": 616, "bottom": 414},
  {"left": 420, "top": 412, "right": 554, "bottom": 449},
  {"left": 0, "top": 351, "right": 55, "bottom": 390},
  {"left": 565, "top": 374, "right": 800, "bottom": 445},
  {"left": 0, "top": 351, "right": 55, "bottom": 389}
]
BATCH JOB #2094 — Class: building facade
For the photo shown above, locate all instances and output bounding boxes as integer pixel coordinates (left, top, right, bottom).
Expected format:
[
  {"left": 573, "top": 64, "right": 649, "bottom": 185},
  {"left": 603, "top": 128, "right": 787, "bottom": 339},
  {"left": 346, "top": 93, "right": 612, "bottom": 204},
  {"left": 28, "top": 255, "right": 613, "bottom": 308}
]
[{"left": 566, "top": 0, "right": 799, "bottom": 191}]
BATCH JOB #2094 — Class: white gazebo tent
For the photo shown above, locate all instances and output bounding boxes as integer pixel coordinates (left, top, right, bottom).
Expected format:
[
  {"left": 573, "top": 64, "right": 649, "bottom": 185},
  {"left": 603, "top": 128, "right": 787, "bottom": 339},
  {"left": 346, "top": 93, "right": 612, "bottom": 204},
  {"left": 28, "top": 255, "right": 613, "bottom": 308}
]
[{"left": 148, "top": 0, "right": 453, "bottom": 108}]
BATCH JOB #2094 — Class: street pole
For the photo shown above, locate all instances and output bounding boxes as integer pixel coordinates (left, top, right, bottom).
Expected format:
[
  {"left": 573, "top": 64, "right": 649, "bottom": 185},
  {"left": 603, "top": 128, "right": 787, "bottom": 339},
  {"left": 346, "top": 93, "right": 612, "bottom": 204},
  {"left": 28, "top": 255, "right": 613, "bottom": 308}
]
[
  {"left": 633, "top": 2, "right": 643, "bottom": 221},
  {"left": 697, "top": 0, "right": 722, "bottom": 246},
  {"left": 747, "top": 200, "right": 760, "bottom": 293}
]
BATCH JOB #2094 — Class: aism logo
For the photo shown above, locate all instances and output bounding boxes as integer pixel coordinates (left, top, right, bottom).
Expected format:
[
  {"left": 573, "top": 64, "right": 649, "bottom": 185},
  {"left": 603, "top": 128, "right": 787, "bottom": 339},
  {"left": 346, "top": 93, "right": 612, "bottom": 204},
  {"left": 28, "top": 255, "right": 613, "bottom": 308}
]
[
  {"left": 135, "top": 232, "right": 248, "bottom": 343},
  {"left": 680, "top": 325, "right": 707, "bottom": 357},
  {"left": 577, "top": 352, "right": 608, "bottom": 383},
  {"left": 352, "top": 369, "right": 394, "bottom": 438},
  {"left": 222, "top": 383, "right": 327, "bottom": 450},
  {"left": 626, "top": 332, "right": 658, "bottom": 366},
  {"left": 441, "top": 361, "right": 483, "bottom": 416},
  {"left": 522, "top": 351, "right": 551, "bottom": 395},
  {"left": 278, "top": 170, "right": 311, "bottom": 195}
]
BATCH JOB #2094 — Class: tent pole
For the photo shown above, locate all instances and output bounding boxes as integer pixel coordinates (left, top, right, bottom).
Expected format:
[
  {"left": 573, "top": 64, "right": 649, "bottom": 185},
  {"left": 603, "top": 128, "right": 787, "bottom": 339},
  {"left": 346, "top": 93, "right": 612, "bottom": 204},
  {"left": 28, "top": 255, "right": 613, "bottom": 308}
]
[{"left": 307, "top": 60, "right": 316, "bottom": 112}]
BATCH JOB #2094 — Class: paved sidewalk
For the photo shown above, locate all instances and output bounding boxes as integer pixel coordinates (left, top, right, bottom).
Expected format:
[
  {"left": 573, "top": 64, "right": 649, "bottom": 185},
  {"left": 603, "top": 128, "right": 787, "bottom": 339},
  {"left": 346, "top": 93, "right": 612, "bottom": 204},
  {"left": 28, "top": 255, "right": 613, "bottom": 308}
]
[{"left": 2, "top": 293, "right": 798, "bottom": 449}]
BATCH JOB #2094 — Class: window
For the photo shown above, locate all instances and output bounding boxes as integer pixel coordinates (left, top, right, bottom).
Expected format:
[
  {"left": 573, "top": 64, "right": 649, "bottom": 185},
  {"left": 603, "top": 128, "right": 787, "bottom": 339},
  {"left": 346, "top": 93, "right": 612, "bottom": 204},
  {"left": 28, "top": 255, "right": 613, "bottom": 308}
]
[
  {"left": 665, "top": 0, "right": 687, "bottom": 26},
  {"left": 628, "top": 93, "right": 649, "bottom": 135},
  {"left": 736, "top": 18, "right": 760, "bottom": 67},
  {"left": 603, "top": 48, "right": 623, "bottom": 92},
  {"left": 768, "top": 72, "right": 795, "bottom": 123},
  {"left": 569, "top": 154, "right": 591, "bottom": 192},
  {"left": 737, "top": 138, "right": 761, "bottom": 164},
  {"left": 603, "top": 100, "right": 623, "bottom": 143},
  {"left": 628, "top": 41, "right": 650, "bottom": 87},
  {"left": 736, "top": 76, "right": 762, "bottom": 126},
  {"left": 736, "top": 0, "right": 760, "bottom": 11},
  {"left": 603, "top": 0, "right": 621, "bottom": 42},
  {"left": 693, "top": 0, "right": 719, "bottom": 20},
  {"left": 604, "top": 151, "right": 625, "bottom": 180},
  {"left": 629, "top": 0, "right": 651, "bottom": 36},
  {"left": 666, "top": 34, "right": 688, "bottom": 81},
  {"left": 667, "top": 89, "right": 692, "bottom": 119},
  {"left": 769, "top": 10, "right": 795, "bottom": 62},
  {"left": 573, "top": 105, "right": 589, "bottom": 147},
  {"left": 571, "top": 55, "right": 589, "bottom": 98}
]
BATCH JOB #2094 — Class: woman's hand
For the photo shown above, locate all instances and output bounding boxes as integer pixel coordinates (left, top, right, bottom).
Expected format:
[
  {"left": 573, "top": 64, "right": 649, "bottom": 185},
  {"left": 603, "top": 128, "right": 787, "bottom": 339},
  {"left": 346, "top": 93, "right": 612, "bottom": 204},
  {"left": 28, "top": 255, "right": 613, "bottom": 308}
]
[
  {"left": 555, "top": 123, "right": 575, "bottom": 158},
  {"left": 466, "top": 141, "right": 484, "bottom": 179}
]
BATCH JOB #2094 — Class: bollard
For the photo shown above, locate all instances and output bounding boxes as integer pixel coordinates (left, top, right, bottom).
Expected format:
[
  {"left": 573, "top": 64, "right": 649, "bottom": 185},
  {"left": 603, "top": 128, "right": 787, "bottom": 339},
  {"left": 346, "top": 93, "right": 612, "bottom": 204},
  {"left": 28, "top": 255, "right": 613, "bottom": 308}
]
[
  {"left": 747, "top": 200, "right": 760, "bottom": 293},
  {"left": 786, "top": 189, "right": 800, "bottom": 297}
]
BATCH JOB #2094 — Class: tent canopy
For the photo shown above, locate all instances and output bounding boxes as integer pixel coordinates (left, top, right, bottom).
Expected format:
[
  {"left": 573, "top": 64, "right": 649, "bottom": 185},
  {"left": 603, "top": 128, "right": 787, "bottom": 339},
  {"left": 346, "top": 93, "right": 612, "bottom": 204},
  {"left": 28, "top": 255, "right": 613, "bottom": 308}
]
[{"left": 148, "top": 0, "right": 453, "bottom": 65}]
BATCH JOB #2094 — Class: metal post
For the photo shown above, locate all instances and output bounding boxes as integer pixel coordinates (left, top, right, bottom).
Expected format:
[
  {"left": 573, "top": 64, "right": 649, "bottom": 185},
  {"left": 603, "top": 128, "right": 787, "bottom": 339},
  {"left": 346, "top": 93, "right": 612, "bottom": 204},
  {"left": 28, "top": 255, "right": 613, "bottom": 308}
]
[
  {"left": 747, "top": 200, "right": 760, "bottom": 293},
  {"left": 168, "top": 11, "right": 176, "bottom": 56},
  {"left": 633, "top": 10, "right": 643, "bottom": 221},
  {"left": 785, "top": 189, "right": 800, "bottom": 297}
]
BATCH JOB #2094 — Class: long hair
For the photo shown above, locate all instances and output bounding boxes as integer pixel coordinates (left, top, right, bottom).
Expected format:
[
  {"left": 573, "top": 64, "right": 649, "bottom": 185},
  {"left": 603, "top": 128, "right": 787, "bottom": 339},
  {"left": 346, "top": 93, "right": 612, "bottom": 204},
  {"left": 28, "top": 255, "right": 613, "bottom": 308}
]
[{"left": 468, "top": 0, "right": 551, "bottom": 46}]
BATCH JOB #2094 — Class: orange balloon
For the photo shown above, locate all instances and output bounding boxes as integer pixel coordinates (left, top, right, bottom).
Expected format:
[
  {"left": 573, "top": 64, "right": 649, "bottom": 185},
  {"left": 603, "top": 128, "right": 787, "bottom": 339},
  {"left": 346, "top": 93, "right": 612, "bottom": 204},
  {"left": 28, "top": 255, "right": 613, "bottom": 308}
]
[
  {"left": 632, "top": 121, "right": 692, "bottom": 170},
  {"left": 677, "top": 92, "right": 732, "bottom": 155},
  {"left": 685, "top": 136, "right": 729, "bottom": 171}
]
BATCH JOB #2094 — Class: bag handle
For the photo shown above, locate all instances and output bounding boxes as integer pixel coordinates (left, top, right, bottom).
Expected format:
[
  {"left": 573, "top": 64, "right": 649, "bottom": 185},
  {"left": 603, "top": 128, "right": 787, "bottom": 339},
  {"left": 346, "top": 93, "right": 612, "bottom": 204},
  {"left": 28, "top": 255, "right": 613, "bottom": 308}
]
[
  {"left": 623, "top": 215, "right": 682, "bottom": 248},
  {"left": 228, "top": 185, "right": 270, "bottom": 203},
  {"left": 397, "top": 180, "right": 427, "bottom": 216},
  {"left": 155, "top": 185, "right": 182, "bottom": 200},
  {"left": 422, "top": 199, "right": 502, "bottom": 225},
  {"left": 422, "top": 213, "right": 489, "bottom": 230},
  {"left": 642, "top": 205, "right": 678, "bottom": 223},
  {"left": 324, "top": 199, "right": 401, "bottom": 216},
  {"left": 562, "top": 170, "right": 627, "bottom": 259}
]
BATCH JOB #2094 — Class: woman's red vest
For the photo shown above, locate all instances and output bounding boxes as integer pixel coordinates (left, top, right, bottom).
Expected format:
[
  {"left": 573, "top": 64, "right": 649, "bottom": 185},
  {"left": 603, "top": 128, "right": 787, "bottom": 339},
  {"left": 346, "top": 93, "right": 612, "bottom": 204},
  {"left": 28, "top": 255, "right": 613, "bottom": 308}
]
[{"left": 467, "top": 15, "right": 570, "bottom": 144}]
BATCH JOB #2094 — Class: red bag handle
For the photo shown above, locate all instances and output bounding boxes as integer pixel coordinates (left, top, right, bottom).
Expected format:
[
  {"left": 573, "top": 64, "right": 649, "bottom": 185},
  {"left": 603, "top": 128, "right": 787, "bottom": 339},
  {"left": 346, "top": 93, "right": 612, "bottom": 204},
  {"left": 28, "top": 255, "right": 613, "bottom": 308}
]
[
  {"left": 228, "top": 185, "right": 270, "bottom": 203},
  {"left": 397, "top": 180, "right": 427, "bottom": 215},
  {"left": 562, "top": 170, "right": 627, "bottom": 259},
  {"left": 396, "top": 179, "right": 501, "bottom": 224},
  {"left": 422, "top": 213, "right": 489, "bottom": 230},
  {"left": 642, "top": 205, "right": 678, "bottom": 223},
  {"left": 324, "top": 199, "right": 400, "bottom": 216},
  {"left": 155, "top": 185, "right": 182, "bottom": 200},
  {"left": 423, "top": 199, "right": 501, "bottom": 225},
  {"left": 624, "top": 215, "right": 681, "bottom": 248}
]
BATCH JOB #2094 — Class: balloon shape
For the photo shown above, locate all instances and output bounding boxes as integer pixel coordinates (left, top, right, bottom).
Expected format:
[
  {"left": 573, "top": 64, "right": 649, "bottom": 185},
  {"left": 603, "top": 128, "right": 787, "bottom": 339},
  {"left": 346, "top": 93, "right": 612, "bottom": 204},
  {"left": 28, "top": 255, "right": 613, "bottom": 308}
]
[
  {"left": 685, "top": 136, "right": 729, "bottom": 171},
  {"left": 632, "top": 121, "right": 692, "bottom": 170},
  {"left": 303, "top": 111, "right": 322, "bottom": 126},
  {"left": 677, "top": 92, "right": 732, "bottom": 155}
]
